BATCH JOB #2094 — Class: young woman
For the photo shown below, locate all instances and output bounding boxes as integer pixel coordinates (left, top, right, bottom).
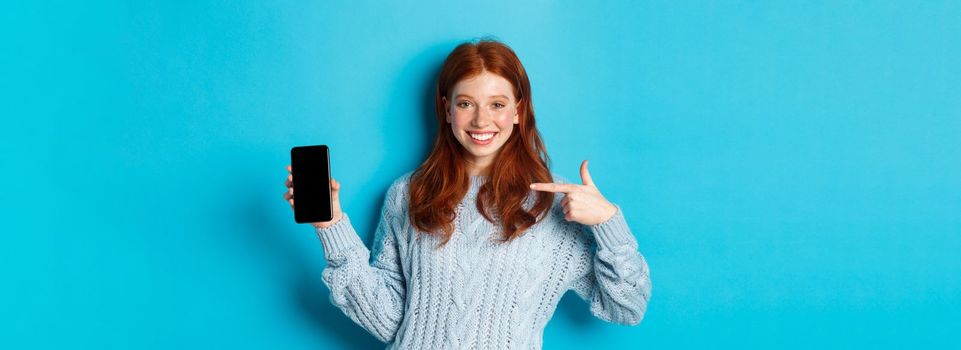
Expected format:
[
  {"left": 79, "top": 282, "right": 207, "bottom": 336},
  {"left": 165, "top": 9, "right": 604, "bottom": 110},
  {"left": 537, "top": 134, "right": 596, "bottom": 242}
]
[{"left": 283, "top": 38, "right": 651, "bottom": 349}]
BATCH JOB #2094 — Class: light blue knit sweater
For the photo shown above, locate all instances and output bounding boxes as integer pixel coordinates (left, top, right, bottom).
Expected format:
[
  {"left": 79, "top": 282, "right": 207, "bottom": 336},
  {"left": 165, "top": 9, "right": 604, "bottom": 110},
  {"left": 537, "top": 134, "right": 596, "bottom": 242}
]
[{"left": 314, "top": 171, "right": 652, "bottom": 349}]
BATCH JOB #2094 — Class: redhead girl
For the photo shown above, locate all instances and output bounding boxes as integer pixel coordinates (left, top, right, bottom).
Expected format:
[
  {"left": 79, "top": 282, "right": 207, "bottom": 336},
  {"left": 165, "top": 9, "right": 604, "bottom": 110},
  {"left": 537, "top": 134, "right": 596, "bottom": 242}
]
[{"left": 284, "top": 38, "right": 651, "bottom": 349}]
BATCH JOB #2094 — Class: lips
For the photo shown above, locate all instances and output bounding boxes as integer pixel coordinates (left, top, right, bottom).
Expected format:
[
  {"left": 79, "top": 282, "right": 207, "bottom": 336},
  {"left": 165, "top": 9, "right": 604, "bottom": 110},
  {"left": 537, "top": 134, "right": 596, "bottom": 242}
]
[{"left": 467, "top": 131, "right": 497, "bottom": 145}]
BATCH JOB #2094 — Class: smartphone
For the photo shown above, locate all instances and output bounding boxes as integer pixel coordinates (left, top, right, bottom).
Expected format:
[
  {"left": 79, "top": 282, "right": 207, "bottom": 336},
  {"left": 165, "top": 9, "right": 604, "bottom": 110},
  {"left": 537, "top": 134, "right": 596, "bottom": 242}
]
[{"left": 290, "top": 145, "right": 333, "bottom": 223}]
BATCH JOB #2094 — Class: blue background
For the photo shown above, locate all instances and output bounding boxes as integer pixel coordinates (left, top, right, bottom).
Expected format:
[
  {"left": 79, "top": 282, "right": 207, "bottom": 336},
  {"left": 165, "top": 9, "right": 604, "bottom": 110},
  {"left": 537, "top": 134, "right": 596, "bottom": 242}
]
[{"left": 3, "top": 1, "right": 959, "bottom": 348}]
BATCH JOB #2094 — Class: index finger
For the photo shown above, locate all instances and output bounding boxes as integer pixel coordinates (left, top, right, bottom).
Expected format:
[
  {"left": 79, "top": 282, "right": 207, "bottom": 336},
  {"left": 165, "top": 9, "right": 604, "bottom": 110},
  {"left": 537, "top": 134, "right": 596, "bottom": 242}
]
[{"left": 529, "top": 182, "right": 581, "bottom": 193}]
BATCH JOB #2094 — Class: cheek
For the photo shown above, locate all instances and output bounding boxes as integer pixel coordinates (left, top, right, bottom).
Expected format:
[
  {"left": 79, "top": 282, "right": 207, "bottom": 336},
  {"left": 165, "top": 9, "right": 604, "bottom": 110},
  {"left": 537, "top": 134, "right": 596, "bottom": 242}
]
[
  {"left": 452, "top": 110, "right": 474, "bottom": 125},
  {"left": 451, "top": 118, "right": 473, "bottom": 139},
  {"left": 495, "top": 114, "right": 515, "bottom": 129}
]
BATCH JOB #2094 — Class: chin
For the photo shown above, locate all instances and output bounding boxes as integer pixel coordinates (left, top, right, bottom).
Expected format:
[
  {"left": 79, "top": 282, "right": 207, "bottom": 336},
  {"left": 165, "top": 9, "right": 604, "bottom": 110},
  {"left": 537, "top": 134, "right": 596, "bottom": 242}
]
[
  {"left": 470, "top": 149, "right": 498, "bottom": 158},
  {"left": 462, "top": 145, "right": 500, "bottom": 158}
]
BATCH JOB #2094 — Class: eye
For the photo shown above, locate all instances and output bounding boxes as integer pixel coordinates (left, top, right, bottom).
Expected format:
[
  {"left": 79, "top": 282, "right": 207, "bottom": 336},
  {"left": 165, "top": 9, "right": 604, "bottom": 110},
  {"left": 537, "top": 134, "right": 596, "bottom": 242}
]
[
  {"left": 492, "top": 102, "right": 505, "bottom": 109},
  {"left": 457, "top": 101, "right": 472, "bottom": 108}
]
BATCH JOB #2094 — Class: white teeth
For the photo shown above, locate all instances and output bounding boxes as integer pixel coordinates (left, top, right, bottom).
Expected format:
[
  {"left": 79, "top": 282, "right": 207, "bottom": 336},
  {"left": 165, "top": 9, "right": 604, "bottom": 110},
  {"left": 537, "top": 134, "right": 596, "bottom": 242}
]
[{"left": 469, "top": 132, "right": 495, "bottom": 141}]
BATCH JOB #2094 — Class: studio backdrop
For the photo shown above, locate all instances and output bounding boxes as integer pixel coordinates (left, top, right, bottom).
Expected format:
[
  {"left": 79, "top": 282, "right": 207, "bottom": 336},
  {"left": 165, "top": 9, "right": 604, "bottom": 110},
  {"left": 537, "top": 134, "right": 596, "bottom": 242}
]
[{"left": 2, "top": 1, "right": 959, "bottom": 349}]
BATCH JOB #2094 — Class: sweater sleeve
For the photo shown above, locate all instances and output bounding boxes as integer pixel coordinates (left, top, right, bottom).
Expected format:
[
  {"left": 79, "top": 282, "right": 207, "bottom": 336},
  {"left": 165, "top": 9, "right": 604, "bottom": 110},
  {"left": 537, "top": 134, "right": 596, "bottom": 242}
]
[
  {"left": 568, "top": 203, "right": 652, "bottom": 325},
  {"left": 314, "top": 179, "right": 408, "bottom": 343}
]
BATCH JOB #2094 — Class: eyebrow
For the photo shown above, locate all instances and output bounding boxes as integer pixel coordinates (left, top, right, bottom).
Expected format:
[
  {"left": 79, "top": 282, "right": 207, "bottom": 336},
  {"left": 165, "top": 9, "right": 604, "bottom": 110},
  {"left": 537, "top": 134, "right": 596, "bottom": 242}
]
[{"left": 455, "top": 94, "right": 510, "bottom": 100}]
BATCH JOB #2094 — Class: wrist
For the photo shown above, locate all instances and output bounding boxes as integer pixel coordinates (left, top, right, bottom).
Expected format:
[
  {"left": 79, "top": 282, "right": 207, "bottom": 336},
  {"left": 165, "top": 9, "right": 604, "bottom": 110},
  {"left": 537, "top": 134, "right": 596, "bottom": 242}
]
[
  {"left": 312, "top": 212, "right": 344, "bottom": 229},
  {"left": 602, "top": 202, "right": 617, "bottom": 222},
  {"left": 313, "top": 213, "right": 363, "bottom": 259},
  {"left": 589, "top": 204, "right": 638, "bottom": 252}
]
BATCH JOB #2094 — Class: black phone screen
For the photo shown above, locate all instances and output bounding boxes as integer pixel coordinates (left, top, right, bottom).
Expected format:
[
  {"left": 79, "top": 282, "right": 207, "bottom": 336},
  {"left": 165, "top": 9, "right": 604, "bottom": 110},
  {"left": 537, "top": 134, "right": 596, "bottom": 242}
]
[{"left": 290, "top": 145, "right": 333, "bottom": 223}]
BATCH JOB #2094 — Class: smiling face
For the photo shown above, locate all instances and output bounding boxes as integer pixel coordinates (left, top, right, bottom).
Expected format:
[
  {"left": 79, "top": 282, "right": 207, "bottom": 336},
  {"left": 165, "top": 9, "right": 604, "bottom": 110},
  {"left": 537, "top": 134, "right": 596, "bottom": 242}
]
[{"left": 443, "top": 70, "right": 521, "bottom": 176}]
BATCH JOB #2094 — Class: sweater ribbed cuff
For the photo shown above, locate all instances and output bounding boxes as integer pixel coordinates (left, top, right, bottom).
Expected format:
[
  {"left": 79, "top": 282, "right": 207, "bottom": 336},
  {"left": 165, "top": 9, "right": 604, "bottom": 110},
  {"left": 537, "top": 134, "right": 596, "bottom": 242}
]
[
  {"left": 588, "top": 204, "right": 637, "bottom": 252},
  {"left": 314, "top": 213, "right": 365, "bottom": 258}
]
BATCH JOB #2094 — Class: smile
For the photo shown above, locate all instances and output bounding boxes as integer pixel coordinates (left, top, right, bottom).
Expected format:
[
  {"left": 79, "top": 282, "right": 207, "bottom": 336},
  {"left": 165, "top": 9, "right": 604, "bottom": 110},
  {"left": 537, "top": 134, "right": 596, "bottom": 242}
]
[{"left": 467, "top": 131, "right": 497, "bottom": 145}]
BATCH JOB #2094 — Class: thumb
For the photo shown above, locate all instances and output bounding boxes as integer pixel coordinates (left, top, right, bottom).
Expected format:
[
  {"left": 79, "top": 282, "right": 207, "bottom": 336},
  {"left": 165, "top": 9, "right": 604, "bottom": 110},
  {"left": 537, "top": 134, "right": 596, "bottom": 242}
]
[
  {"left": 330, "top": 178, "right": 341, "bottom": 204},
  {"left": 580, "top": 159, "right": 596, "bottom": 188}
]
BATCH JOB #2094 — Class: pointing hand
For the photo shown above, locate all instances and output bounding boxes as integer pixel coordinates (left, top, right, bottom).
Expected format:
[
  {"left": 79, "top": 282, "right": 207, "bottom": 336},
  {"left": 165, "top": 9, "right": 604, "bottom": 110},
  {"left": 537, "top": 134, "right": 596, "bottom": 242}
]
[{"left": 529, "top": 160, "right": 618, "bottom": 225}]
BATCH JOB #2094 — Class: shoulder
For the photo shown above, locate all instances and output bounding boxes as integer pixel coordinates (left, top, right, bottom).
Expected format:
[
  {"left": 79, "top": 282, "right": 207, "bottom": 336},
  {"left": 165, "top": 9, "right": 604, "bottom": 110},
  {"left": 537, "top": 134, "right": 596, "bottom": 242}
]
[
  {"left": 391, "top": 170, "right": 415, "bottom": 193},
  {"left": 384, "top": 170, "right": 415, "bottom": 195},
  {"left": 383, "top": 170, "right": 415, "bottom": 210}
]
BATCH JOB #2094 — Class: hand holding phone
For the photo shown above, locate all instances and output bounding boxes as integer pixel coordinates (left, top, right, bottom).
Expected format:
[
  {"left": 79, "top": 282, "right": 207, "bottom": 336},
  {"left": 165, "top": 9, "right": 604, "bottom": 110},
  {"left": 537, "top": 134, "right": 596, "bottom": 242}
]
[{"left": 284, "top": 145, "right": 343, "bottom": 228}]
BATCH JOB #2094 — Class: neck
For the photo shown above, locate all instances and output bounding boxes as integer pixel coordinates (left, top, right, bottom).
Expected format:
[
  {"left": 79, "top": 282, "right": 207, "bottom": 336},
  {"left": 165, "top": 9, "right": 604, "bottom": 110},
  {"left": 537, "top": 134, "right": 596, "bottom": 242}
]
[
  {"left": 465, "top": 154, "right": 494, "bottom": 176},
  {"left": 468, "top": 170, "right": 490, "bottom": 176}
]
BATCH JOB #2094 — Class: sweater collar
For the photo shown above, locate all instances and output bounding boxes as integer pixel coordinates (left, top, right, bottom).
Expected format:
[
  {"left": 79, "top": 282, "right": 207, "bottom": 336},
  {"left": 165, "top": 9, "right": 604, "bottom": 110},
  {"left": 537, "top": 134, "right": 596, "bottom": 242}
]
[{"left": 468, "top": 175, "right": 487, "bottom": 193}]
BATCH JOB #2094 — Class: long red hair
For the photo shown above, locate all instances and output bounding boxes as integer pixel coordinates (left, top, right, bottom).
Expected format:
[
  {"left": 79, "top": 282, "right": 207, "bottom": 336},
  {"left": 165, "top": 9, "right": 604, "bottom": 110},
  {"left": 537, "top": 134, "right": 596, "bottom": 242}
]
[{"left": 408, "top": 38, "right": 555, "bottom": 248}]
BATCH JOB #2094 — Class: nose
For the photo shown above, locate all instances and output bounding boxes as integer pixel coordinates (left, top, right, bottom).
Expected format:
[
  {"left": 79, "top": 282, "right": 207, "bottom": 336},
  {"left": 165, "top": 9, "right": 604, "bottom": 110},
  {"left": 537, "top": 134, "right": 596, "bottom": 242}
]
[{"left": 471, "top": 107, "right": 493, "bottom": 128}]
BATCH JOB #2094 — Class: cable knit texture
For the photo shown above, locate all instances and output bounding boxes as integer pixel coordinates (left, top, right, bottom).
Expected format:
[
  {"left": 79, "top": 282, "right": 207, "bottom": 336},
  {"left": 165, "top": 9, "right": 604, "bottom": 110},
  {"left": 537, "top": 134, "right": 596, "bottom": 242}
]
[{"left": 314, "top": 171, "right": 652, "bottom": 349}]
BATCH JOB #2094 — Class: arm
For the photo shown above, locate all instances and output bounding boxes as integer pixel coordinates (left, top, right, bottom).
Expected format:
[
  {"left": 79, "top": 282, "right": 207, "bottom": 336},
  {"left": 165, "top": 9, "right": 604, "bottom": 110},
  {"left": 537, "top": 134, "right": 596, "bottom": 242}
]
[
  {"left": 569, "top": 204, "right": 652, "bottom": 325},
  {"left": 314, "top": 180, "right": 407, "bottom": 343}
]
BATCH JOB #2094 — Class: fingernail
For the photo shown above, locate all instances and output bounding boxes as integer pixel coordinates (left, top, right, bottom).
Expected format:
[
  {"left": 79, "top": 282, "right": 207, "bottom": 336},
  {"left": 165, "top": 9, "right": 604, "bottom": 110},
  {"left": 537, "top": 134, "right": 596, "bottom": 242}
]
[{"left": 529, "top": 184, "right": 536, "bottom": 188}]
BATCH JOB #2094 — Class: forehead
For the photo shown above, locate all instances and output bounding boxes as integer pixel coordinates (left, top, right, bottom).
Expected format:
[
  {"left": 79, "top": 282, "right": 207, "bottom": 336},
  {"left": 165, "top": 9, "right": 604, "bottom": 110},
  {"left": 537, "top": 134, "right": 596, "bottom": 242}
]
[{"left": 452, "top": 71, "right": 514, "bottom": 99}]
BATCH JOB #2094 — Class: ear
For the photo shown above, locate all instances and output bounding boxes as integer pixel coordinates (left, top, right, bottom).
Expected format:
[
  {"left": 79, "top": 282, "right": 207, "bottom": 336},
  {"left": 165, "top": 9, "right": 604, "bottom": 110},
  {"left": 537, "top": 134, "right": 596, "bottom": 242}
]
[
  {"left": 442, "top": 96, "right": 451, "bottom": 123},
  {"left": 513, "top": 100, "right": 521, "bottom": 124}
]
